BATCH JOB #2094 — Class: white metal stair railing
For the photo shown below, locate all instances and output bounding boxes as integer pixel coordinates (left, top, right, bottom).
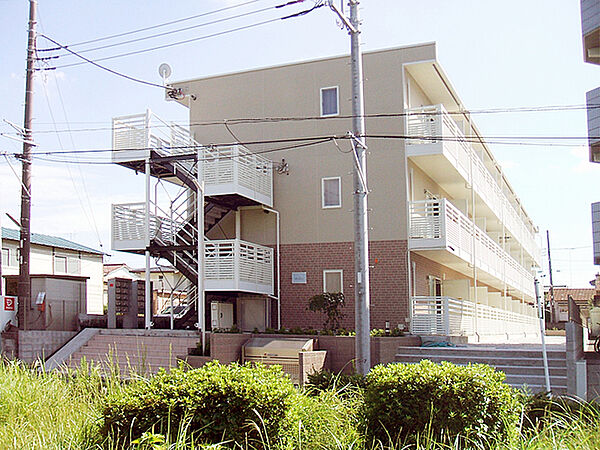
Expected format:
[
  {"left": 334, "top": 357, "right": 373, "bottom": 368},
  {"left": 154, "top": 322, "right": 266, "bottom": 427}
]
[
  {"left": 112, "top": 111, "right": 273, "bottom": 207},
  {"left": 406, "top": 104, "right": 540, "bottom": 266},
  {"left": 409, "top": 199, "right": 534, "bottom": 298},
  {"left": 411, "top": 296, "right": 538, "bottom": 336}
]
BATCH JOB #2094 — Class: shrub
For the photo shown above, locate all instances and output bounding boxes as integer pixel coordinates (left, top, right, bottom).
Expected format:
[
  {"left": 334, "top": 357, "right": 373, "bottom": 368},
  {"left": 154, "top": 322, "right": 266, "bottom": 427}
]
[
  {"left": 363, "top": 360, "right": 520, "bottom": 445},
  {"left": 99, "top": 361, "right": 296, "bottom": 446},
  {"left": 307, "top": 292, "right": 346, "bottom": 330},
  {"left": 306, "top": 369, "right": 365, "bottom": 396}
]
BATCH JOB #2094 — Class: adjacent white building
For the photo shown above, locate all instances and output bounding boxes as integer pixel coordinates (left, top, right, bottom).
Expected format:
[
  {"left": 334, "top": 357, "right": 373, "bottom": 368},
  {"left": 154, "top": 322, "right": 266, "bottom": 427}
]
[{"left": 1, "top": 228, "right": 104, "bottom": 314}]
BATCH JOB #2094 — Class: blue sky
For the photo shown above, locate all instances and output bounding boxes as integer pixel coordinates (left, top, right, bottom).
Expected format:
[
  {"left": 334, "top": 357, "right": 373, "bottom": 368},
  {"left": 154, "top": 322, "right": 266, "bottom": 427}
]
[{"left": 1, "top": 0, "right": 599, "bottom": 287}]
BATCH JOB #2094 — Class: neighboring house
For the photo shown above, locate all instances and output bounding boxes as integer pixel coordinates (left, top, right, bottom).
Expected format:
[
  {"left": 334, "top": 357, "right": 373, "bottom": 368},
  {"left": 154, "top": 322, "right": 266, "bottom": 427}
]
[
  {"left": 111, "top": 42, "right": 542, "bottom": 338},
  {"left": 545, "top": 287, "right": 596, "bottom": 322},
  {"left": 103, "top": 263, "right": 189, "bottom": 314},
  {"left": 1, "top": 227, "right": 104, "bottom": 314}
]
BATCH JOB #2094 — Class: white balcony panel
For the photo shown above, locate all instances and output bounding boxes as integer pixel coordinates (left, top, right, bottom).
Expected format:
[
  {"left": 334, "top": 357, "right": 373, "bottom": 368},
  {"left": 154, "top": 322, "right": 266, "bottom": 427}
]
[
  {"left": 409, "top": 199, "right": 535, "bottom": 299},
  {"left": 411, "top": 296, "right": 538, "bottom": 336},
  {"left": 202, "top": 145, "right": 273, "bottom": 207},
  {"left": 112, "top": 111, "right": 273, "bottom": 207},
  {"left": 205, "top": 240, "right": 274, "bottom": 295},
  {"left": 406, "top": 104, "right": 541, "bottom": 267}
]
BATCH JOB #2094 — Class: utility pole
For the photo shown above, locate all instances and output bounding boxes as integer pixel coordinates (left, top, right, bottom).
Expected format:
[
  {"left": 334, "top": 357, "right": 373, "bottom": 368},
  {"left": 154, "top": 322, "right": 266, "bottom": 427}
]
[
  {"left": 546, "top": 230, "right": 555, "bottom": 324},
  {"left": 329, "top": 0, "right": 370, "bottom": 375},
  {"left": 18, "top": 0, "right": 37, "bottom": 331},
  {"left": 534, "top": 278, "right": 552, "bottom": 393}
]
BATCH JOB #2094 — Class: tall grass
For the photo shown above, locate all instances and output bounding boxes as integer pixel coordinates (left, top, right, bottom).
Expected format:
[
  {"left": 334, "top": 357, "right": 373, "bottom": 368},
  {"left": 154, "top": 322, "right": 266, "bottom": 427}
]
[{"left": 0, "top": 359, "right": 598, "bottom": 449}]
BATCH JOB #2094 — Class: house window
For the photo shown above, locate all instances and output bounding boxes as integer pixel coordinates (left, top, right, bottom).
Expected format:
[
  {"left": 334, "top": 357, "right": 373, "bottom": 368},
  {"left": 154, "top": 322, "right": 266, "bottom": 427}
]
[
  {"left": 54, "top": 255, "right": 67, "bottom": 273},
  {"left": 67, "top": 257, "right": 81, "bottom": 275},
  {"left": 2, "top": 248, "right": 17, "bottom": 267},
  {"left": 322, "top": 177, "right": 341, "bottom": 208},
  {"left": 323, "top": 269, "right": 343, "bottom": 293},
  {"left": 320, "top": 86, "right": 339, "bottom": 116}
]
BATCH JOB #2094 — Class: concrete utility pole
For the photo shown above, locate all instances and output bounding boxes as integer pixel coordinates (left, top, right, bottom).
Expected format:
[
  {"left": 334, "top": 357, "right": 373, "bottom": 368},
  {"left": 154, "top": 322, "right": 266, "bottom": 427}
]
[
  {"left": 546, "top": 230, "right": 555, "bottom": 324},
  {"left": 18, "top": 0, "right": 37, "bottom": 331},
  {"left": 534, "top": 278, "right": 552, "bottom": 393},
  {"left": 329, "top": 0, "right": 371, "bottom": 375}
]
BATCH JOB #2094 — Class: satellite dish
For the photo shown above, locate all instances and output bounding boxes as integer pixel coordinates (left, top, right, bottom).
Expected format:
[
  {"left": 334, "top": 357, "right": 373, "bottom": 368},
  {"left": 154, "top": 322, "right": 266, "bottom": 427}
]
[{"left": 158, "top": 63, "right": 172, "bottom": 82}]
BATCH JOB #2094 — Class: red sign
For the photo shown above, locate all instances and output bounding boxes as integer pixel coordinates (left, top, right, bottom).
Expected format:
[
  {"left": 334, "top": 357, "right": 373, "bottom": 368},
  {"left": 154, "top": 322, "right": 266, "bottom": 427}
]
[{"left": 4, "top": 296, "right": 15, "bottom": 311}]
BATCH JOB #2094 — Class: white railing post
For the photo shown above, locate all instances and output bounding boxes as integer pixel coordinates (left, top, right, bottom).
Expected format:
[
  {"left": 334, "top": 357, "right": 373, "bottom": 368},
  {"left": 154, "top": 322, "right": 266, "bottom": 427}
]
[
  {"left": 444, "top": 297, "right": 450, "bottom": 335},
  {"left": 234, "top": 239, "right": 240, "bottom": 291}
]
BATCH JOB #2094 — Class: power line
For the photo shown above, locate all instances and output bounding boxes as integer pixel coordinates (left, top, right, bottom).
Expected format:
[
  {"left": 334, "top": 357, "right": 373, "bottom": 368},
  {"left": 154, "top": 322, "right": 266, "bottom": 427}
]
[
  {"left": 7, "top": 104, "right": 600, "bottom": 135},
  {"left": 40, "top": 4, "right": 279, "bottom": 58},
  {"left": 39, "top": 34, "right": 168, "bottom": 90},
  {"left": 37, "top": 0, "right": 265, "bottom": 51},
  {"left": 40, "top": 3, "right": 324, "bottom": 71},
  {"left": 0, "top": 132, "right": 598, "bottom": 163}
]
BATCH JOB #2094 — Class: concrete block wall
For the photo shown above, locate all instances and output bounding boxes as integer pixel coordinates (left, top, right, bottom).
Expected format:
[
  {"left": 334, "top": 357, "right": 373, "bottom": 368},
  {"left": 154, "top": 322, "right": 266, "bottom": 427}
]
[{"left": 18, "top": 330, "right": 77, "bottom": 363}]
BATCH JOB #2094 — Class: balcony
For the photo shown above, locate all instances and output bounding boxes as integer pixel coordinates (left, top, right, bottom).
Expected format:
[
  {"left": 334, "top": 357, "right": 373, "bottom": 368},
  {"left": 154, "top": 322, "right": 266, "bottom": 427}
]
[
  {"left": 112, "top": 111, "right": 273, "bottom": 207},
  {"left": 409, "top": 199, "right": 535, "bottom": 299},
  {"left": 111, "top": 202, "right": 273, "bottom": 295},
  {"left": 406, "top": 104, "right": 540, "bottom": 266},
  {"left": 410, "top": 296, "right": 538, "bottom": 336}
]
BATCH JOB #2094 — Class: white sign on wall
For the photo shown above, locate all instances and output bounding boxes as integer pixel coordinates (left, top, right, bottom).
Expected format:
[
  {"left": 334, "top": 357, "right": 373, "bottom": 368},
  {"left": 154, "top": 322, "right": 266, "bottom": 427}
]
[{"left": 291, "top": 272, "right": 307, "bottom": 284}]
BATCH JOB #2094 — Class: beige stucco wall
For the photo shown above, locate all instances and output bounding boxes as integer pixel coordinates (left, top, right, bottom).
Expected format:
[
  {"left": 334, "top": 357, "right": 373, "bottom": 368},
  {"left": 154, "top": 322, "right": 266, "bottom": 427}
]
[{"left": 175, "top": 44, "right": 438, "bottom": 246}]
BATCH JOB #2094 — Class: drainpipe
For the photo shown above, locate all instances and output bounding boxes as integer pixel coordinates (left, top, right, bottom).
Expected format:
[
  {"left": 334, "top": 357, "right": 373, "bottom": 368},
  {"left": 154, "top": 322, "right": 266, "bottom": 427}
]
[
  {"left": 261, "top": 206, "right": 281, "bottom": 330},
  {"left": 145, "top": 158, "right": 152, "bottom": 330}
]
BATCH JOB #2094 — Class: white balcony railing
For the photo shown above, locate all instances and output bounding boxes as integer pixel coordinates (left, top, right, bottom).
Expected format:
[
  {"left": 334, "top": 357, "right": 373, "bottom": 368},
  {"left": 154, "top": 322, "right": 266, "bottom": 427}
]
[
  {"left": 112, "top": 111, "right": 273, "bottom": 207},
  {"left": 406, "top": 104, "right": 540, "bottom": 266},
  {"left": 411, "top": 296, "right": 538, "bottom": 336},
  {"left": 111, "top": 202, "right": 274, "bottom": 295},
  {"left": 409, "top": 199, "right": 535, "bottom": 298},
  {"left": 205, "top": 240, "right": 273, "bottom": 294}
]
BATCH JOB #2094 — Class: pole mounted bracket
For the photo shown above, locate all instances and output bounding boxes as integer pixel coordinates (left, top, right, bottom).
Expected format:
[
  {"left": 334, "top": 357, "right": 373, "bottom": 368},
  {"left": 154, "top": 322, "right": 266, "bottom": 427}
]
[{"left": 327, "top": 1, "right": 357, "bottom": 33}]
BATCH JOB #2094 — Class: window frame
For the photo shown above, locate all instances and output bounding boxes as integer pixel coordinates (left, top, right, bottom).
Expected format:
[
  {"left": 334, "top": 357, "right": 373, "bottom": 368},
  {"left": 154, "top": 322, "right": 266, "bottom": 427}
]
[
  {"left": 323, "top": 269, "right": 343, "bottom": 294},
  {"left": 321, "top": 176, "right": 342, "bottom": 209},
  {"left": 320, "top": 86, "right": 339, "bottom": 117}
]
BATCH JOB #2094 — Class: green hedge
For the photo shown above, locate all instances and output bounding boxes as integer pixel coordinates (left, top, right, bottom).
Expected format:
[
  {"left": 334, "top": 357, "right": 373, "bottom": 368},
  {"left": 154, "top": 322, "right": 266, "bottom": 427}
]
[
  {"left": 99, "top": 361, "right": 295, "bottom": 446},
  {"left": 363, "top": 360, "right": 520, "bottom": 444}
]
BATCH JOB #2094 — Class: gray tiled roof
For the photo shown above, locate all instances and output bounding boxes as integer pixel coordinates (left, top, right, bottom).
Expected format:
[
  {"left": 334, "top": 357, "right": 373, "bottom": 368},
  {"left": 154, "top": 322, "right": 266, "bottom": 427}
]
[{"left": 2, "top": 227, "right": 103, "bottom": 255}]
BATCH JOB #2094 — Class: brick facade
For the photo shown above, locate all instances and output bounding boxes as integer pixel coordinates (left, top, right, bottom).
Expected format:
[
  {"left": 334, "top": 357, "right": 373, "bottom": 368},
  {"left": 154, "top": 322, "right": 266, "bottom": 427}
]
[{"left": 279, "top": 240, "right": 409, "bottom": 330}]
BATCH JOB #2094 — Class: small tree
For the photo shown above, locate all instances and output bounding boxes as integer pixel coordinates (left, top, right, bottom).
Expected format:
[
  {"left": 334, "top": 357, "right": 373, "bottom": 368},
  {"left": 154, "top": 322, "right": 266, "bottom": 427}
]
[{"left": 307, "top": 292, "right": 345, "bottom": 331}]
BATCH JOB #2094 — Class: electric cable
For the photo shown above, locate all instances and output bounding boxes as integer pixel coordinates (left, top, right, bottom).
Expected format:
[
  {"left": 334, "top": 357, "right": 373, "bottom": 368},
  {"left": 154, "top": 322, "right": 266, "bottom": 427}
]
[
  {"left": 9, "top": 103, "right": 600, "bottom": 135},
  {"left": 39, "top": 3, "right": 323, "bottom": 71},
  {"left": 37, "top": 0, "right": 265, "bottom": 51},
  {"left": 38, "top": 3, "right": 282, "bottom": 58}
]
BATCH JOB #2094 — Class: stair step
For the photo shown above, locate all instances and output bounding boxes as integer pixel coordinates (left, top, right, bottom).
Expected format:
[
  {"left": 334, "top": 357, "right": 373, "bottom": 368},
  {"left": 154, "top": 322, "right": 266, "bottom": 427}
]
[
  {"left": 395, "top": 354, "right": 566, "bottom": 368},
  {"left": 395, "top": 347, "right": 565, "bottom": 359}
]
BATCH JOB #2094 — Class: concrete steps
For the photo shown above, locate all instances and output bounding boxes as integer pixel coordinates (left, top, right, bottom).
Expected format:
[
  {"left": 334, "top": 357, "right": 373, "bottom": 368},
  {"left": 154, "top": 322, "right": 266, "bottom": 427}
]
[
  {"left": 56, "top": 329, "right": 200, "bottom": 376},
  {"left": 395, "top": 346, "right": 568, "bottom": 394}
]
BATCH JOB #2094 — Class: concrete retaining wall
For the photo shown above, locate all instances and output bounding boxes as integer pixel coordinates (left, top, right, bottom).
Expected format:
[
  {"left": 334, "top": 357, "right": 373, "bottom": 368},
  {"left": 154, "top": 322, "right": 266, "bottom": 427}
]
[{"left": 18, "top": 330, "right": 77, "bottom": 363}]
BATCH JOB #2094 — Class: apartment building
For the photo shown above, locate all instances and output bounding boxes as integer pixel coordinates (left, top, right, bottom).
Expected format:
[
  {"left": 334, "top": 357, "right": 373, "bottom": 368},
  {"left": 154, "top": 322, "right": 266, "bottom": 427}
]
[
  {"left": 111, "top": 42, "right": 541, "bottom": 338},
  {"left": 581, "top": 1, "right": 600, "bottom": 268}
]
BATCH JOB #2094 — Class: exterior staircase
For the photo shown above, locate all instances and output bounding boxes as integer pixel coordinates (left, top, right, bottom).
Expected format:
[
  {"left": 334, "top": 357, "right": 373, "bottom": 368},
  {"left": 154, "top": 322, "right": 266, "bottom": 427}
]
[
  {"left": 62, "top": 329, "right": 199, "bottom": 376},
  {"left": 395, "top": 346, "right": 567, "bottom": 394}
]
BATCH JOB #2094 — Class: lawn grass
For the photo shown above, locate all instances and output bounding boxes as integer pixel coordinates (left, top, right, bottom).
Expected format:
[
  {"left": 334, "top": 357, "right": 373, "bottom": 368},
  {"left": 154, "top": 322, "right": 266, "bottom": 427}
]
[{"left": 0, "top": 359, "right": 598, "bottom": 449}]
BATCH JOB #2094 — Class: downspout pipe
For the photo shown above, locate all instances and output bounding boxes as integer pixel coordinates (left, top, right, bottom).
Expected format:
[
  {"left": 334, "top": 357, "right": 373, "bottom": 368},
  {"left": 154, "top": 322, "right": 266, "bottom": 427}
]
[{"left": 261, "top": 206, "right": 281, "bottom": 330}]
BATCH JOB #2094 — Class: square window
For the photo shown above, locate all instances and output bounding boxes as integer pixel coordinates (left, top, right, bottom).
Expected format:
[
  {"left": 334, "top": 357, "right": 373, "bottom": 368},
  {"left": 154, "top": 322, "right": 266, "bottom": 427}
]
[
  {"left": 54, "top": 255, "right": 67, "bottom": 273},
  {"left": 322, "top": 177, "right": 341, "bottom": 208},
  {"left": 320, "top": 86, "right": 339, "bottom": 116},
  {"left": 67, "top": 257, "right": 81, "bottom": 274},
  {"left": 323, "top": 269, "right": 343, "bottom": 293}
]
